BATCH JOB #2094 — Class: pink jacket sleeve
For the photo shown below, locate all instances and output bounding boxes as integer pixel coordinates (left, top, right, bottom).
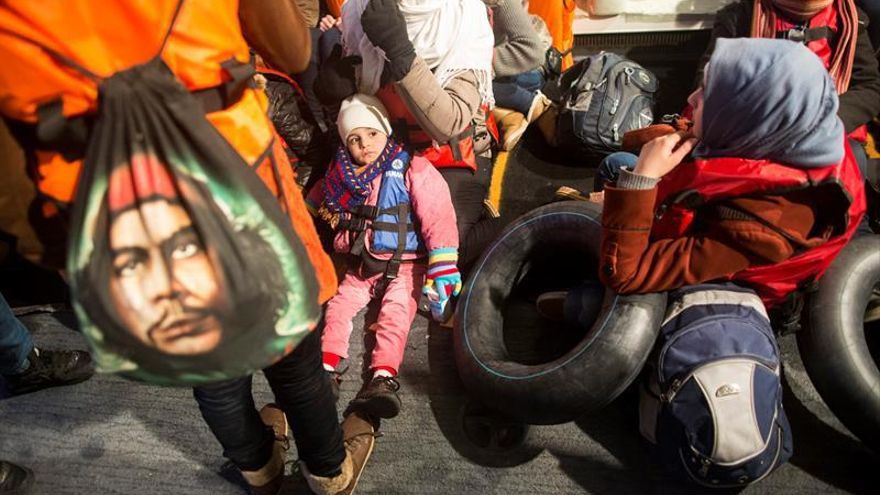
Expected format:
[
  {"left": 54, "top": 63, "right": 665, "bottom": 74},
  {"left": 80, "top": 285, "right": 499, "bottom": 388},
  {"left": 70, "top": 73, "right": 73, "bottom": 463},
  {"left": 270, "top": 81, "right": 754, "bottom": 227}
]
[{"left": 407, "top": 156, "right": 459, "bottom": 252}]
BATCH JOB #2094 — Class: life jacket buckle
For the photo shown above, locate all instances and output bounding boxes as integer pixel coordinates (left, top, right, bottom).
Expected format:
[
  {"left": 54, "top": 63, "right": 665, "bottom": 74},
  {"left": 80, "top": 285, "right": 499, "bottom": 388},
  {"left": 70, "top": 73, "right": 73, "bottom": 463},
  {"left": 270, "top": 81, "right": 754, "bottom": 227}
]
[{"left": 780, "top": 25, "right": 807, "bottom": 44}]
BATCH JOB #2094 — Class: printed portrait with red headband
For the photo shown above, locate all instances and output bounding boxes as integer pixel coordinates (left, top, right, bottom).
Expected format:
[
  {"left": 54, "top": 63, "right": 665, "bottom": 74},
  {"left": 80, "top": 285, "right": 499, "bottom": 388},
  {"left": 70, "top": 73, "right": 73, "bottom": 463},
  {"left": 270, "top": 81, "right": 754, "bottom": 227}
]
[{"left": 69, "top": 152, "right": 319, "bottom": 384}]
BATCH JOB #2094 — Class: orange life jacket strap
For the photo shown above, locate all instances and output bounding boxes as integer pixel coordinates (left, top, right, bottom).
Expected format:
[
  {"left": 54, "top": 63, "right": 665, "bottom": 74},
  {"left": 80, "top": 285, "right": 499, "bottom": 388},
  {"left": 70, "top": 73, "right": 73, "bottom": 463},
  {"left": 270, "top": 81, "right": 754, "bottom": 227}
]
[{"left": 447, "top": 125, "right": 476, "bottom": 162}]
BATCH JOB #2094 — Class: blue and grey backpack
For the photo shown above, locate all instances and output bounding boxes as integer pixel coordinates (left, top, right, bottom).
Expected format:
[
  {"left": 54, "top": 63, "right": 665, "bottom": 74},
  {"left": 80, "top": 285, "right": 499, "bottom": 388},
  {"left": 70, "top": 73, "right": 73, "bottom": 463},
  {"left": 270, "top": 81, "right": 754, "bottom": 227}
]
[
  {"left": 639, "top": 283, "right": 793, "bottom": 487},
  {"left": 553, "top": 51, "right": 657, "bottom": 156}
]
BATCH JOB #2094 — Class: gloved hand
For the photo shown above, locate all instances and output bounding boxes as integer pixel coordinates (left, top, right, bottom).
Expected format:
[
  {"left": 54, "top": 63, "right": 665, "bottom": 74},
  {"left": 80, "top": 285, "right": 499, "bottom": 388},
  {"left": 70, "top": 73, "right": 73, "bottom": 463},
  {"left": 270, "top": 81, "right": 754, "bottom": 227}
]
[
  {"left": 424, "top": 248, "right": 462, "bottom": 303},
  {"left": 361, "top": 0, "right": 416, "bottom": 81},
  {"left": 314, "top": 45, "right": 361, "bottom": 106}
]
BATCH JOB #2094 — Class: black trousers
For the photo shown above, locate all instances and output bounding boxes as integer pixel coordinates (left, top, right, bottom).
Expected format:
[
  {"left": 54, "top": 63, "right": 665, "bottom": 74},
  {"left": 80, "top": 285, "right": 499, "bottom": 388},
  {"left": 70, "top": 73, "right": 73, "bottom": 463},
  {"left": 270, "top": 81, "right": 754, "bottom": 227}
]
[{"left": 192, "top": 326, "right": 345, "bottom": 476}]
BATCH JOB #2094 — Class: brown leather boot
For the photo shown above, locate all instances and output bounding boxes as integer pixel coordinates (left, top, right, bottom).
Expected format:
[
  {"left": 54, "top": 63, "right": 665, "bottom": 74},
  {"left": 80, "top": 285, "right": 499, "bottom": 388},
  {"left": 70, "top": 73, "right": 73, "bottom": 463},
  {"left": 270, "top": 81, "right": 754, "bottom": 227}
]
[
  {"left": 526, "top": 91, "right": 552, "bottom": 123},
  {"left": 240, "top": 404, "right": 288, "bottom": 495},
  {"left": 492, "top": 107, "right": 528, "bottom": 151},
  {"left": 536, "top": 105, "right": 559, "bottom": 147},
  {"left": 302, "top": 412, "right": 377, "bottom": 495}
]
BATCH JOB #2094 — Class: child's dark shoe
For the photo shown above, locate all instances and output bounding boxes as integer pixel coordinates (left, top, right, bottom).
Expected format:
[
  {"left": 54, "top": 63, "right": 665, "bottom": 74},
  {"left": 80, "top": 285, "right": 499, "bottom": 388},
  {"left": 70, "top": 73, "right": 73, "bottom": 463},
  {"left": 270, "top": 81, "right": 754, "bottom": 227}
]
[{"left": 347, "top": 376, "right": 401, "bottom": 419}]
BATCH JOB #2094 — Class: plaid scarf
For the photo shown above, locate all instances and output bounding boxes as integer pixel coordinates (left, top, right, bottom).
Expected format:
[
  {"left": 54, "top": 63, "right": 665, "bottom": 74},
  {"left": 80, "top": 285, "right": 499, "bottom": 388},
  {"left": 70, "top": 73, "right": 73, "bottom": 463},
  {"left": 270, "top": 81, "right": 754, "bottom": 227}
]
[
  {"left": 318, "top": 138, "right": 404, "bottom": 227},
  {"left": 751, "top": 0, "right": 857, "bottom": 93}
]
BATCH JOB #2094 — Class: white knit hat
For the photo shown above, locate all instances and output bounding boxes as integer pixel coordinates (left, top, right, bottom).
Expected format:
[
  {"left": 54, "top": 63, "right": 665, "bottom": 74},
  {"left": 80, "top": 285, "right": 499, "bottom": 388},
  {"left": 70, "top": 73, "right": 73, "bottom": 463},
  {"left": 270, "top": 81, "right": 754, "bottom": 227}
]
[{"left": 337, "top": 93, "right": 393, "bottom": 141}]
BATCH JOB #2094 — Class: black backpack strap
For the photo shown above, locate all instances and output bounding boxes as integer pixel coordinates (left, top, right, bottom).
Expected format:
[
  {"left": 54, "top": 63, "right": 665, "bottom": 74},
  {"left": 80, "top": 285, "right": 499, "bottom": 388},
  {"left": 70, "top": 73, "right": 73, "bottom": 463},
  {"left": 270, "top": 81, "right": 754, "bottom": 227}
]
[
  {"left": 17, "top": 99, "right": 91, "bottom": 162},
  {"left": 577, "top": 55, "right": 609, "bottom": 92},
  {"left": 158, "top": 0, "right": 185, "bottom": 54}
]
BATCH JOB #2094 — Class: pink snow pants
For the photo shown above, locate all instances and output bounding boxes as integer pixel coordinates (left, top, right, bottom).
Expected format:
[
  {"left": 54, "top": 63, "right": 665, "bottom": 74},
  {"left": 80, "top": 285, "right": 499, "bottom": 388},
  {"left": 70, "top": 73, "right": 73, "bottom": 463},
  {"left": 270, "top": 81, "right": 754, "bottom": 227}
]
[{"left": 322, "top": 262, "right": 426, "bottom": 372}]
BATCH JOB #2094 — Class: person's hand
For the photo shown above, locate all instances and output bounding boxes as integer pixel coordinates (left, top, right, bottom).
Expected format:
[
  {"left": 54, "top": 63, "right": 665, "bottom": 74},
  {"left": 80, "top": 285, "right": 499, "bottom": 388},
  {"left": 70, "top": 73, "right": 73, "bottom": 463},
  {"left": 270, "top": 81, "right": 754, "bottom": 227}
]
[
  {"left": 424, "top": 248, "right": 462, "bottom": 303},
  {"left": 318, "top": 15, "right": 338, "bottom": 32},
  {"left": 314, "top": 45, "right": 361, "bottom": 105},
  {"left": 424, "top": 271, "right": 462, "bottom": 304},
  {"left": 361, "top": 0, "right": 416, "bottom": 81},
  {"left": 632, "top": 131, "right": 698, "bottom": 179}
]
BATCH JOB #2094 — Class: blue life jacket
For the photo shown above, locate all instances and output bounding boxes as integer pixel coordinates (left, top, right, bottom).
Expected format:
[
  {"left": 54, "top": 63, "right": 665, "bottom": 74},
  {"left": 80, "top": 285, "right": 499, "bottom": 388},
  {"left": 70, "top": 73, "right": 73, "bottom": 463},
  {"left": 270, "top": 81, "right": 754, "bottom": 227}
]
[
  {"left": 336, "top": 152, "right": 425, "bottom": 279},
  {"left": 370, "top": 154, "right": 424, "bottom": 254}
]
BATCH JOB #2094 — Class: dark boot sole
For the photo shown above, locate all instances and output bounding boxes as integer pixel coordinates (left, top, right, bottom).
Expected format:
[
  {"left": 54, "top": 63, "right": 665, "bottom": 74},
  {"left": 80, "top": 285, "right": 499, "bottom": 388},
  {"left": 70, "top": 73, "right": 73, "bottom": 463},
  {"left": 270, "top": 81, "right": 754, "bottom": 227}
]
[
  {"left": 348, "top": 395, "right": 400, "bottom": 419},
  {"left": 9, "top": 369, "right": 93, "bottom": 396}
]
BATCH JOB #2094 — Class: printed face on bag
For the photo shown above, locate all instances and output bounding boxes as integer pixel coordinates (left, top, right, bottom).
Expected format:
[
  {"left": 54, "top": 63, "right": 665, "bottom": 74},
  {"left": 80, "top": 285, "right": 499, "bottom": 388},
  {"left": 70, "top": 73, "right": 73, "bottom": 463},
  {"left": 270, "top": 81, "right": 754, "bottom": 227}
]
[
  {"left": 74, "top": 151, "right": 311, "bottom": 382},
  {"left": 108, "top": 198, "right": 224, "bottom": 355}
]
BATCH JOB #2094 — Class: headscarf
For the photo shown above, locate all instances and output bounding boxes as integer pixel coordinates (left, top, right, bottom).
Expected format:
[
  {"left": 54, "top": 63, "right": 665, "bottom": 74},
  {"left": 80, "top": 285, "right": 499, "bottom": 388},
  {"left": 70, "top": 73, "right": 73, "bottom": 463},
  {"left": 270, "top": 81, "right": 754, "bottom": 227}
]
[
  {"left": 751, "top": 0, "right": 858, "bottom": 92},
  {"left": 694, "top": 38, "right": 844, "bottom": 168},
  {"left": 341, "top": 0, "right": 494, "bottom": 104}
]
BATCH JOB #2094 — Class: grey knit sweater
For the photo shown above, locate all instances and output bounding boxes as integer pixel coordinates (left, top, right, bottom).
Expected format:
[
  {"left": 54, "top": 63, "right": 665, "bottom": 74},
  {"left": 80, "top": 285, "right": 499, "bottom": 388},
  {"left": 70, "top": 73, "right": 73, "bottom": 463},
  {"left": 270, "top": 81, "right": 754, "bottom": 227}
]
[{"left": 485, "top": 0, "right": 545, "bottom": 78}]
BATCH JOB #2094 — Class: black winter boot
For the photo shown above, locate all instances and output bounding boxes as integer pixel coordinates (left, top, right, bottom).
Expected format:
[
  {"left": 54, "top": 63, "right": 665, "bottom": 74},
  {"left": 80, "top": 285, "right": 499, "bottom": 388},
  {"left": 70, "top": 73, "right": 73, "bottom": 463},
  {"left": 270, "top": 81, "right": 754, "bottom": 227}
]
[{"left": 3, "top": 349, "right": 93, "bottom": 396}]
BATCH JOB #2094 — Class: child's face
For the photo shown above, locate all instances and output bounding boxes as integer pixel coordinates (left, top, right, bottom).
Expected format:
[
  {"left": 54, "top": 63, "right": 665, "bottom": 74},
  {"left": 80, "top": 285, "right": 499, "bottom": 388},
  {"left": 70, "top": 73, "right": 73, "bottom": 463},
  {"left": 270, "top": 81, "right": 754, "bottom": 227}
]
[{"left": 346, "top": 127, "right": 388, "bottom": 166}]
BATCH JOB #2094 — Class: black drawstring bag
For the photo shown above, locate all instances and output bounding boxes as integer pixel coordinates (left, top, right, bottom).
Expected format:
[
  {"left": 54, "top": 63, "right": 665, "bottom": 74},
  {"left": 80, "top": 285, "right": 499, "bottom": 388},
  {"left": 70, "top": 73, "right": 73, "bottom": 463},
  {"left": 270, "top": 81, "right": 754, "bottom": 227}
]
[{"left": 17, "top": 13, "right": 322, "bottom": 385}]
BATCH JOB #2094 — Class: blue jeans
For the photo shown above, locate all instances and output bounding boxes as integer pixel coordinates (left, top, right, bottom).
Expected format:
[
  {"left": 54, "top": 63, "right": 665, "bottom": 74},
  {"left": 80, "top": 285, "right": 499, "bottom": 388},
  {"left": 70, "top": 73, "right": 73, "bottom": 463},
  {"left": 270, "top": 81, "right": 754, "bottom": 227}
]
[
  {"left": 594, "top": 151, "right": 638, "bottom": 192},
  {"left": 493, "top": 70, "right": 544, "bottom": 115},
  {"left": 192, "top": 326, "right": 345, "bottom": 475},
  {"left": 562, "top": 281, "right": 606, "bottom": 329},
  {"left": 0, "top": 292, "right": 33, "bottom": 376}
]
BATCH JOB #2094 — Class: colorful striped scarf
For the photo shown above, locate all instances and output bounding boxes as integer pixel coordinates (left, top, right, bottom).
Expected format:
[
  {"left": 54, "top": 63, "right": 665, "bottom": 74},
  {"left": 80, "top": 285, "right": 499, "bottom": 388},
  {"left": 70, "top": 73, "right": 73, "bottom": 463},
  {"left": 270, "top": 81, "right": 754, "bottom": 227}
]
[
  {"left": 751, "top": 0, "right": 858, "bottom": 93},
  {"left": 319, "top": 138, "right": 404, "bottom": 227}
]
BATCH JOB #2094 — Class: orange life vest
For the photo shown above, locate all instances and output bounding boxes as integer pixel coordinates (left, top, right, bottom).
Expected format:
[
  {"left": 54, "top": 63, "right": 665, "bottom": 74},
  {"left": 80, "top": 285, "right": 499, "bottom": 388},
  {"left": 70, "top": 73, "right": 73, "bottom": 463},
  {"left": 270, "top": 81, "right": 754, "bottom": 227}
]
[
  {"left": 528, "top": 0, "right": 577, "bottom": 71},
  {"left": 375, "top": 84, "right": 497, "bottom": 172},
  {"left": 0, "top": 0, "right": 337, "bottom": 302}
]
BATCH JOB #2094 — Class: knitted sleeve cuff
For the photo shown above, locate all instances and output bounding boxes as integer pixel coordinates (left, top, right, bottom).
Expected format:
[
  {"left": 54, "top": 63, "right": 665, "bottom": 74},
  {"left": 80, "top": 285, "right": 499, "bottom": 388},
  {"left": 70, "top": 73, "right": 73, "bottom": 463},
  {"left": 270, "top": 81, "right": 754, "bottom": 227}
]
[
  {"left": 427, "top": 247, "right": 459, "bottom": 278},
  {"left": 616, "top": 168, "right": 660, "bottom": 190}
]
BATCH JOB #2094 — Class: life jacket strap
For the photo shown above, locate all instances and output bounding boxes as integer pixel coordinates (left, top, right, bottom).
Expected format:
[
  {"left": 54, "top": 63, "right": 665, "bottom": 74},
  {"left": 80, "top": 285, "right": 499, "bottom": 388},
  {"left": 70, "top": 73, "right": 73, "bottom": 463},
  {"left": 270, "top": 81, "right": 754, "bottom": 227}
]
[
  {"left": 191, "top": 58, "right": 256, "bottom": 113},
  {"left": 776, "top": 25, "right": 835, "bottom": 44},
  {"left": 447, "top": 126, "right": 476, "bottom": 162},
  {"left": 383, "top": 203, "right": 411, "bottom": 280}
]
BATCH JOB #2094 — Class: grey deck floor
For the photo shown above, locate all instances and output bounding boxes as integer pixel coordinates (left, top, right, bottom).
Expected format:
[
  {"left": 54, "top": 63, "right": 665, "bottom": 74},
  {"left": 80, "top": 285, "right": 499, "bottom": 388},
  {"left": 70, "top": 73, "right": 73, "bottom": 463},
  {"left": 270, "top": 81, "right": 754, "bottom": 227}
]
[{"left": 1, "top": 308, "right": 878, "bottom": 495}]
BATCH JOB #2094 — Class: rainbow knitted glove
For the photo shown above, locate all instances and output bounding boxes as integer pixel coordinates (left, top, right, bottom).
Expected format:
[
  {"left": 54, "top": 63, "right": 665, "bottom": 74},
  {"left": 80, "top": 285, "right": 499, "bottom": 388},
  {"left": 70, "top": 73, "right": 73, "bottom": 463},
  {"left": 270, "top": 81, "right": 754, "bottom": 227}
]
[{"left": 424, "top": 248, "right": 462, "bottom": 303}]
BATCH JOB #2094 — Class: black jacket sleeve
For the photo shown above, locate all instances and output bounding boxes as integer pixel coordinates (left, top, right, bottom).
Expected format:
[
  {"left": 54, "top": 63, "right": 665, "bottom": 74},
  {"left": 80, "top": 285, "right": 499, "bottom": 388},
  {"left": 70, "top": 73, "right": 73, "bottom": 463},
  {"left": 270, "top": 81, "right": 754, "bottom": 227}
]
[
  {"left": 694, "top": 0, "right": 751, "bottom": 90},
  {"left": 696, "top": 2, "right": 880, "bottom": 132},
  {"left": 838, "top": 7, "right": 880, "bottom": 133}
]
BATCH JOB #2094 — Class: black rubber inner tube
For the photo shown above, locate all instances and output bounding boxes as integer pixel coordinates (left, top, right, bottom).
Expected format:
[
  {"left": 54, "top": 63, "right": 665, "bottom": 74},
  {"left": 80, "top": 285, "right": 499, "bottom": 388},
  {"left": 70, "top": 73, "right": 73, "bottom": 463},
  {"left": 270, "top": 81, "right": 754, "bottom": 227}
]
[
  {"left": 453, "top": 201, "right": 666, "bottom": 425},
  {"left": 799, "top": 234, "right": 880, "bottom": 452}
]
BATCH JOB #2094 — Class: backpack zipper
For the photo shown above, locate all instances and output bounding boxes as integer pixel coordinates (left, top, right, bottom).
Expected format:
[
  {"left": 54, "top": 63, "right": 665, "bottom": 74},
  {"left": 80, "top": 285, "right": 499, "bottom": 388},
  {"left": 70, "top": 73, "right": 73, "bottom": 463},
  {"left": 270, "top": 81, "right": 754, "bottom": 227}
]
[
  {"left": 659, "top": 357, "right": 779, "bottom": 403},
  {"left": 679, "top": 422, "right": 785, "bottom": 488}
]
